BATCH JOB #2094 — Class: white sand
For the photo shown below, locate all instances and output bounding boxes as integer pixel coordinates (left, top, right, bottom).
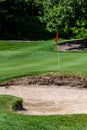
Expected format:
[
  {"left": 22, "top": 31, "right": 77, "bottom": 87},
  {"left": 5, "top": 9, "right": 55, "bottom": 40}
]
[{"left": 0, "top": 85, "right": 87, "bottom": 115}]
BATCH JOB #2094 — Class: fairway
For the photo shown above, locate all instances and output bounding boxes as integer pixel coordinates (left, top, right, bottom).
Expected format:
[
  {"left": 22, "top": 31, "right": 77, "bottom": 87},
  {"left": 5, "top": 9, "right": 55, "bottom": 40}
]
[{"left": 0, "top": 40, "right": 87, "bottom": 82}]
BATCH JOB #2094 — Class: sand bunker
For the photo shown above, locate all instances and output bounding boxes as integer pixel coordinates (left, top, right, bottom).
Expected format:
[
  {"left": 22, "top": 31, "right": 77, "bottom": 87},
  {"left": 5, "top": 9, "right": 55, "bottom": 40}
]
[{"left": 0, "top": 84, "right": 87, "bottom": 115}]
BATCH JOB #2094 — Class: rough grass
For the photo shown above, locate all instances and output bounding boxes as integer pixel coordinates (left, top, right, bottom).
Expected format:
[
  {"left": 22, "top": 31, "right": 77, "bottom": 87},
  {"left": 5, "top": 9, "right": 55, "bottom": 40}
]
[
  {"left": 0, "top": 40, "right": 87, "bottom": 82},
  {"left": 0, "top": 95, "right": 23, "bottom": 112},
  {"left": 0, "top": 111, "right": 87, "bottom": 130}
]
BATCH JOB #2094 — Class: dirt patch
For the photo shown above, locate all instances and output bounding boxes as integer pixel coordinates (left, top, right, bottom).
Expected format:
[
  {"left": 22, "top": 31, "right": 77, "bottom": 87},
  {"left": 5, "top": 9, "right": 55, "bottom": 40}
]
[
  {"left": 0, "top": 76, "right": 87, "bottom": 88},
  {"left": 58, "top": 39, "right": 87, "bottom": 52},
  {"left": 58, "top": 43, "right": 87, "bottom": 52}
]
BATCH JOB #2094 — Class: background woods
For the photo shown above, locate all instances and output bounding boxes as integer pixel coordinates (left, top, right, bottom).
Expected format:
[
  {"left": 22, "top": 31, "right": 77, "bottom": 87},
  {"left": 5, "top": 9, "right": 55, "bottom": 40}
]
[{"left": 0, "top": 0, "right": 87, "bottom": 40}]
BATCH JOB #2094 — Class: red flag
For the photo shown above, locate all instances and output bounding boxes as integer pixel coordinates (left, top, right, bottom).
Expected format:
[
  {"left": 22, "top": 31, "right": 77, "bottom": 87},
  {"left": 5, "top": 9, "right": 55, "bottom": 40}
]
[{"left": 55, "top": 33, "right": 59, "bottom": 44}]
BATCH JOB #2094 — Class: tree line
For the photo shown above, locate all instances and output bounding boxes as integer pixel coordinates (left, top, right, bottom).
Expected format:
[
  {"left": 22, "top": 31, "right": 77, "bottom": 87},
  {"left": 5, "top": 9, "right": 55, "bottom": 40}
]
[{"left": 0, "top": 0, "right": 87, "bottom": 40}]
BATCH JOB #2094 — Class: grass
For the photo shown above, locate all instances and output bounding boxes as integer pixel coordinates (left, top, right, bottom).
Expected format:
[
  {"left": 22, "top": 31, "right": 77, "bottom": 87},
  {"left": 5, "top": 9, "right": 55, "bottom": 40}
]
[
  {"left": 0, "top": 95, "right": 23, "bottom": 112},
  {"left": 0, "top": 109, "right": 87, "bottom": 130},
  {"left": 0, "top": 40, "right": 87, "bottom": 82},
  {"left": 0, "top": 40, "right": 87, "bottom": 130}
]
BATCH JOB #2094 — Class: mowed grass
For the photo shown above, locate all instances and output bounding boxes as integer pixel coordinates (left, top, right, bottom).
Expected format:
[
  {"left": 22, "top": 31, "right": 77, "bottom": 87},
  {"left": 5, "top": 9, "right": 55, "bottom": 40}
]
[
  {"left": 0, "top": 40, "right": 87, "bottom": 129},
  {"left": 0, "top": 40, "right": 87, "bottom": 82}
]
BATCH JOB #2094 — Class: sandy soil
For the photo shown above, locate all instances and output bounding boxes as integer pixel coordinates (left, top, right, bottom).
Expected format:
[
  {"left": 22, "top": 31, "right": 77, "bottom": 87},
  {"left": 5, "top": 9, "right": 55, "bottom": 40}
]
[{"left": 0, "top": 85, "right": 87, "bottom": 115}]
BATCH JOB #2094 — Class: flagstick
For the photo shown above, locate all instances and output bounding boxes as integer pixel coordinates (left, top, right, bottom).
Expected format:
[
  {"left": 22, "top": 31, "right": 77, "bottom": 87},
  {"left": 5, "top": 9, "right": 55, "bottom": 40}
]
[
  {"left": 58, "top": 47, "right": 60, "bottom": 70},
  {"left": 55, "top": 33, "right": 60, "bottom": 70},
  {"left": 57, "top": 45, "right": 60, "bottom": 70}
]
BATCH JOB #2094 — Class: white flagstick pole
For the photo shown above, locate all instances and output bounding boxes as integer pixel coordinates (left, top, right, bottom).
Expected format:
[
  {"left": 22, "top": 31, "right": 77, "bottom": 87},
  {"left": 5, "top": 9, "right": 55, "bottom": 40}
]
[{"left": 58, "top": 45, "right": 60, "bottom": 70}]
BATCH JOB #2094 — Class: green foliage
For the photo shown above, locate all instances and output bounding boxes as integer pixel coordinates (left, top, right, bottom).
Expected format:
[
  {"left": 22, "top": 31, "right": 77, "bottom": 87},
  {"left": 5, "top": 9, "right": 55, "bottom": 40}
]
[
  {"left": 41, "top": 0, "right": 73, "bottom": 33},
  {"left": 71, "top": 27, "right": 87, "bottom": 39},
  {"left": 40, "top": 0, "right": 87, "bottom": 38},
  {"left": 0, "top": 0, "right": 87, "bottom": 39}
]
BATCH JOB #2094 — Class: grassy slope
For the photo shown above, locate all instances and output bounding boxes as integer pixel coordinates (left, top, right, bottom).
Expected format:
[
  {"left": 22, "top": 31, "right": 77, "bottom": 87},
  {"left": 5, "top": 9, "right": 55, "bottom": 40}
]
[
  {"left": 0, "top": 95, "right": 22, "bottom": 112},
  {"left": 0, "top": 40, "right": 87, "bottom": 82}
]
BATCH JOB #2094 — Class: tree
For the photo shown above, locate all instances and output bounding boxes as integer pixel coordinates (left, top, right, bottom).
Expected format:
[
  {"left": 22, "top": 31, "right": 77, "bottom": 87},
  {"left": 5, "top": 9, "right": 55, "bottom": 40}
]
[
  {"left": 0, "top": 0, "right": 45, "bottom": 39},
  {"left": 40, "top": 0, "right": 87, "bottom": 38},
  {"left": 1, "top": 0, "right": 87, "bottom": 39},
  {"left": 71, "top": 0, "right": 87, "bottom": 38}
]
